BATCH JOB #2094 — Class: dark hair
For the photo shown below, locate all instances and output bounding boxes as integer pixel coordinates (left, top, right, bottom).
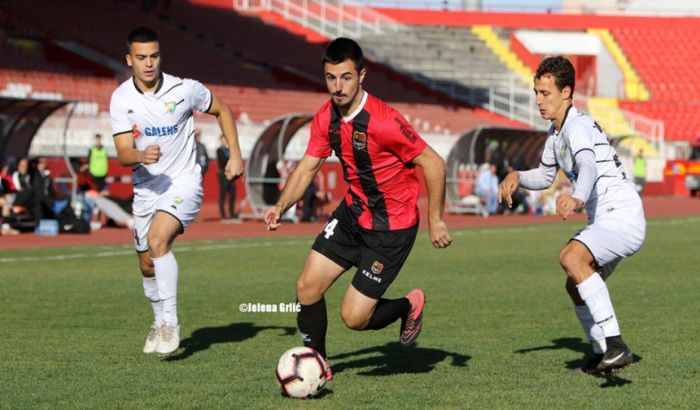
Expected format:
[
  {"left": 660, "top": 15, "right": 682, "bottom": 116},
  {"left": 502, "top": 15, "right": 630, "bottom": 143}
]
[
  {"left": 127, "top": 26, "right": 158, "bottom": 47},
  {"left": 322, "top": 37, "right": 364, "bottom": 72},
  {"left": 535, "top": 56, "right": 575, "bottom": 96}
]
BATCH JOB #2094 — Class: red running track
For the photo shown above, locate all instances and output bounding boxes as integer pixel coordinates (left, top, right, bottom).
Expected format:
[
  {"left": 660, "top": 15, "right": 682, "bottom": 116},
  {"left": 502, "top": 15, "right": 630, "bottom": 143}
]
[{"left": 1, "top": 196, "right": 699, "bottom": 251}]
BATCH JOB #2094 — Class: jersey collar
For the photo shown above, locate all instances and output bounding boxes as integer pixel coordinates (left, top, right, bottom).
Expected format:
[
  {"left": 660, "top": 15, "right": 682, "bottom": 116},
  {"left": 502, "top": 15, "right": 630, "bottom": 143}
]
[
  {"left": 341, "top": 91, "right": 368, "bottom": 123},
  {"left": 554, "top": 104, "right": 575, "bottom": 135},
  {"left": 132, "top": 72, "right": 165, "bottom": 95}
]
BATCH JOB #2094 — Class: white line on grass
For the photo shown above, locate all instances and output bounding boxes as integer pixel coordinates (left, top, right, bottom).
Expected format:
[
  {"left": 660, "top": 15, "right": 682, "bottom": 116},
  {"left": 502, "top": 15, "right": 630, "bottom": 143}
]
[
  {"left": 2, "top": 216, "right": 698, "bottom": 264},
  {"left": 0, "top": 240, "right": 307, "bottom": 263}
]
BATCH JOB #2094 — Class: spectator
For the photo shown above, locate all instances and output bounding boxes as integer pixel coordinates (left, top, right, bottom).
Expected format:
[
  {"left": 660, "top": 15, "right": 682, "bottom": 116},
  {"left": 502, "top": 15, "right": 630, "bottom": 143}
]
[
  {"left": 88, "top": 134, "right": 109, "bottom": 194},
  {"left": 475, "top": 163, "right": 499, "bottom": 215},
  {"left": 633, "top": 149, "right": 646, "bottom": 196},
  {"left": 216, "top": 134, "right": 240, "bottom": 223},
  {"left": 195, "top": 128, "right": 209, "bottom": 178},
  {"left": 299, "top": 179, "right": 329, "bottom": 222},
  {"left": 11, "top": 157, "right": 32, "bottom": 210},
  {"left": 30, "top": 157, "right": 57, "bottom": 224},
  {"left": 0, "top": 162, "right": 19, "bottom": 235}
]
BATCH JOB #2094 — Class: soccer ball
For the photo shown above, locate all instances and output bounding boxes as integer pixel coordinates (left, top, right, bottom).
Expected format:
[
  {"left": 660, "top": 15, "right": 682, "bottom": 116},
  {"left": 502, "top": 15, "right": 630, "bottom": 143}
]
[{"left": 275, "top": 346, "right": 328, "bottom": 398}]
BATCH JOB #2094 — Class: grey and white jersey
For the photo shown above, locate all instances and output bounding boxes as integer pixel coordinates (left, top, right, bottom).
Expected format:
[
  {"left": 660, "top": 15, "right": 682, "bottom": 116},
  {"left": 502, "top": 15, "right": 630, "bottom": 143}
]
[{"left": 519, "top": 105, "right": 639, "bottom": 222}]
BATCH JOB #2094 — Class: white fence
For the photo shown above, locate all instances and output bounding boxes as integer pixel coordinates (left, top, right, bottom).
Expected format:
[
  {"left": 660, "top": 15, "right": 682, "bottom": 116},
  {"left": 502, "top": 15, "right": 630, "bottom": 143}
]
[{"left": 233, "top": 0, "right": 402, "bottom": 38}]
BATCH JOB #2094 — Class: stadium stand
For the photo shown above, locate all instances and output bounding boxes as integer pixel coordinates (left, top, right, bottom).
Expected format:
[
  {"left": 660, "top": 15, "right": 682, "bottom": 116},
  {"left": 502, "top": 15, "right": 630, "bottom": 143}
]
[
  {"left": 0, "top": 0, "right": 510, "bottom": 133},
  {"left": 613, "top": 27, "right": 700, "bottom": 142}
]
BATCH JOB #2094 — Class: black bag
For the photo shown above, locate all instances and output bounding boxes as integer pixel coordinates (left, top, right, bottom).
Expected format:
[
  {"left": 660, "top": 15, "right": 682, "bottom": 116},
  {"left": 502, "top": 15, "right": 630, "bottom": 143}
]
[{"left": 58, "top": 206, "right": 90, "bottom": 234}]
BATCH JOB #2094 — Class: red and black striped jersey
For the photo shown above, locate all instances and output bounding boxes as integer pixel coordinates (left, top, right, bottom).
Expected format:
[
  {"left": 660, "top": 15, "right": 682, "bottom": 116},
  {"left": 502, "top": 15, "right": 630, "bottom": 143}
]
[{"left": 306, "top": 92, "right": 427, "bottom": 231}]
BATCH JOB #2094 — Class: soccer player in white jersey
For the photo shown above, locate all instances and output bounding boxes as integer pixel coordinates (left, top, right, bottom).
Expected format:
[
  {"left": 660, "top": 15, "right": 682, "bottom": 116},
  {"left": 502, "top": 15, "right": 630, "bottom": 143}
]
[
  {"left": 110, "top": 27, "right": 244, "bottom": 355},
  {"left": 498, "top": 56, "right": 646, "bottom": 374}
]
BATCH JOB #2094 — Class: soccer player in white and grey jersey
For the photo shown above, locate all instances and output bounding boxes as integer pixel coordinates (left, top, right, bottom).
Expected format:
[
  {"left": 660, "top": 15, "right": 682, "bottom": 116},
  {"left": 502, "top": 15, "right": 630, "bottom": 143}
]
[
  {"left": 499, "top": 56, "right": 646, "bottom": 374},
  {"left": 110, "top": 27, "right": 244, "bottom": 355}
]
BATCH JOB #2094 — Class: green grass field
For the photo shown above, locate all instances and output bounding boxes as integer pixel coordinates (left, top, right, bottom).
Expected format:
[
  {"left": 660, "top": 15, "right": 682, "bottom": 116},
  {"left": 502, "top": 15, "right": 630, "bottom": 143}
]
[{"left": 1, "top": 217, "right": 699, "bottom": 409}]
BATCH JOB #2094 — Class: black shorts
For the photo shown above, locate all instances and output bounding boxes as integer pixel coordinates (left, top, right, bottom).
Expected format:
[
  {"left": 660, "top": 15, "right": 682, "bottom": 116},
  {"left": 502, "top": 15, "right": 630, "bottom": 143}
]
[{"left": 311, "top": 201, "right": 418, "bottom": 299}]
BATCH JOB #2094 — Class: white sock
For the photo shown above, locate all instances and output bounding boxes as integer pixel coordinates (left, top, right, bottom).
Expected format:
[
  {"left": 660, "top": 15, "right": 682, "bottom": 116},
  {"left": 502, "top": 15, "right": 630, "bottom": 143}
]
[
  {"left": 574, "top": 305, "right": 607, "bottom": 353},
  {"left": 142, "top": 276, "right": 164, "bottom": 326},
  {"left": 153, "top": 251, "right": 179, "bottom": 326},
  {"left": 577, "top": 273, "right": 621, "bottom": 338}
]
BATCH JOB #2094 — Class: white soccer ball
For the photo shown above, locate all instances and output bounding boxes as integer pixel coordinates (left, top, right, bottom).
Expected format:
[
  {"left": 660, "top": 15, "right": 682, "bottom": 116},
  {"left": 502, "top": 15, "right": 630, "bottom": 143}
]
[{"left": 275, "top": 346, "right": 328, "bottom": 398}]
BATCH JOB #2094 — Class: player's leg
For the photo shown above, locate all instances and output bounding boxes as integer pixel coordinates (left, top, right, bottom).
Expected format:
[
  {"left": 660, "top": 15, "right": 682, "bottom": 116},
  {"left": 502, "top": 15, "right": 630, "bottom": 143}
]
[
  {"left": 340, "top": 225, "right": 422, "bottom": 346},
  {"left": 339, "top": 285, "right": 412, "bottom": 330},
  {"left": 147, "top": 211, "right": 183, "bottom": 355},
  {"left": 296, "top": 250, "right": 347, "bottom": 361},
  {"left": 133, "top": 211, "right": 163, "bottom": 354},
  {"left": 138, "top": 250, "right": 163, "bottom": 354},
  {"left": 561, "top": 225, "right": 638, "bottom": 373},
  {"left": 560, "top": 240, "right": 629, "bottom": 372}
]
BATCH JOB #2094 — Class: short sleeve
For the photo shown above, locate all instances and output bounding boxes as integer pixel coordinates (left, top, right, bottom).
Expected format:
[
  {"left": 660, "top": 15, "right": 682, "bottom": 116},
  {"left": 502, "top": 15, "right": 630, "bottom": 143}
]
[
  {"left": 184, "top": 79, "right": 213, "bottom": 113},
  {"left": 110, "top": 92, "right": 132, "bottom": 137},
  {"left": 305, "top": 112, "right": 332, "bottom": 158},
  {"left": 381, "top": 109, "right": 427, "bottom": 163}
]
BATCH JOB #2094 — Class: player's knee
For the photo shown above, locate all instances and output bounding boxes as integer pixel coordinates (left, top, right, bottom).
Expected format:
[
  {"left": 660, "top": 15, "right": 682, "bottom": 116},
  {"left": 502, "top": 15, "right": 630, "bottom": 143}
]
[
  {"left": 558, "top": 247, "right": 578, "bottom": 273},
  {"left": 339, "top": 308, "right": 367, "bottom": 331},
  {"left": 296, "top": 276, "right": 322, "bottom": 304},
  {"left": 147, "top": 234, "right": 169, "bottom": 257}
]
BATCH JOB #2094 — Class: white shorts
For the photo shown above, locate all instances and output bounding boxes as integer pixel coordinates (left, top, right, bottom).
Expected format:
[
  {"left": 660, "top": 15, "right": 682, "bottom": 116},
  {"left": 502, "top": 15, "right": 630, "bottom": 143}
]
[
  {"left": 132, "top": 172, "right": 203, "bottom": 252},
  {"left": 572, "top": 197, "right": 646, "bottom": 279}
]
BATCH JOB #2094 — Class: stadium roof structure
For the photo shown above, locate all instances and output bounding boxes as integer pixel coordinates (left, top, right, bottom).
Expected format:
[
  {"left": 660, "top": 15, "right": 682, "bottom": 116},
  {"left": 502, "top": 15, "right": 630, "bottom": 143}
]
[
  {"left": 245, "top": 113, "right": 313, "bottom": 221},
  {"left": 0, "top": 97, "right": 71, "bottom": 160},
  {"left": 445, "top": 126, "right": 546, "bottom": 214}
]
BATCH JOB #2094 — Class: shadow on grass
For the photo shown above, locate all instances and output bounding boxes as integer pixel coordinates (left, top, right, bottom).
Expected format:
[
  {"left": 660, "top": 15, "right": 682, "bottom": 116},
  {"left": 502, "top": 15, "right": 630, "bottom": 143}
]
[
  {"left": 599, "top": 373, "right": 633, "bottom": 388},
  {"left": 279, "top": 388, "right": 335, "bottom": 400},
  {"left": 166, "top": 321, "right": 296, "bottom": 361},
  {"left": 514, "top": 336, "right": 642, "bottom": 386},
  {"left": 329, "top": 342, "right": 471, "bottom": 376}
]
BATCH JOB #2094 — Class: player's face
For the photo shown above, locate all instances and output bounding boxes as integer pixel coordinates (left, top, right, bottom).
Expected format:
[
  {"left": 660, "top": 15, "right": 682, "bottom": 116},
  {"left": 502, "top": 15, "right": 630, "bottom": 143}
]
[
  {"left": 534, "top": 73, "right": 571, "bottom": 122},
  {"left": 324, "top": 59, "right": 366, "bottom": 111},
  {"left": 126, "top": 41, "right": 161, "bottom": 89}
]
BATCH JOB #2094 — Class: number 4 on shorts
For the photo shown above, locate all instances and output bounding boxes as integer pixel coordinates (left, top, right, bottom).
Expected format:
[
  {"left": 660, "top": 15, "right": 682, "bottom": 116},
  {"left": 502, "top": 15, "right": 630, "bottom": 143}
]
[{"left": 323, "top": 219, "right": 338, "bottom": 239}]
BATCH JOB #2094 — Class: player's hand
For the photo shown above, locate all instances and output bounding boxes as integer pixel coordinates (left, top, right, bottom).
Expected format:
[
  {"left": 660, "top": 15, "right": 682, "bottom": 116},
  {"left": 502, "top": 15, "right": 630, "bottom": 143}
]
[
  {"left": 498, "top": 171, "right": 520, "bottom": 208},
  {"left": 141, "top": 145, "right": 161, "bottom": 164},
  {"left": 263, "top": 205, "right": 283, "bottom": 231},
  {"left": 556, "top": 194, "right": 583, "bottom": 220},
  {"left": 429, "top": 219, "right": 452, "bottom": 249},
  {"left": 225, "top": 156, "right": 245, "bottom": 181}
]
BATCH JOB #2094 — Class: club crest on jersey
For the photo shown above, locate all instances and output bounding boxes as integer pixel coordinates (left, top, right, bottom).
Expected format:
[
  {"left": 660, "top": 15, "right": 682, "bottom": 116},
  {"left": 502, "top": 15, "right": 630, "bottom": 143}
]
[
  {"left": 371, "top": 261, "right": 384, "bottom": 275},
  {"left": 132, "top": 124, "right": 142, "bottom": 140},
  {"left": 560, "top": 143, "right": 568, "bottom": 158},
  {"left": 352, "top": 131, "right": 367, "bottom": 150},
  {"left": 173, "top": 196, "right": 183, "bottom": 205},
  {"left": 164, "top": 101, "right": 177, "bottom": 114}
]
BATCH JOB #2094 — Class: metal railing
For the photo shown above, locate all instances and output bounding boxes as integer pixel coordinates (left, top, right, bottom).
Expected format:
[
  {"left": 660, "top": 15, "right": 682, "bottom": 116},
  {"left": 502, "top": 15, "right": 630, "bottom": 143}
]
[{"left": 233, "top": 0, "right": 402, "bottom": 38}]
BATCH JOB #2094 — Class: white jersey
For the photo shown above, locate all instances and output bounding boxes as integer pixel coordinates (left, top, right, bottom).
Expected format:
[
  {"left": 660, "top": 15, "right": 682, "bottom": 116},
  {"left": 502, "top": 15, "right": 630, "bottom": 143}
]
[
  {"left": 110, "top": 72, "right": 212, "bottom": 193},
  {"left": 520, "top": 105, "right": 640, "bottom": 222}
]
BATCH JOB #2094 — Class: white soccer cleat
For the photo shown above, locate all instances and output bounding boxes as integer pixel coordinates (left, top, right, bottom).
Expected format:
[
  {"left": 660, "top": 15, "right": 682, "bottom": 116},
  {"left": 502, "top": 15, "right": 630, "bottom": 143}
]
[
  {"left": 157, "top": 323, "right": 180, "bottom": 356},
  {"left": 143, "top": 323, "right": 162, "bottom": 354}
]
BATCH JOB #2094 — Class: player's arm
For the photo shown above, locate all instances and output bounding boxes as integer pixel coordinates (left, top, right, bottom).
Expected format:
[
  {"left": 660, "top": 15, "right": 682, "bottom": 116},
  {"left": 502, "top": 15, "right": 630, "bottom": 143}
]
[
  {"left": 206, "top": 94, "right": 244, "bottom": 180},
  {"left": 557, "top": 134, "right": 597, "bottom": 220},
  {"left": 499, "top": 138, "right": 557, "bottom": 208},
  {"left": 412, "top": 146, "right": 452, "bottom": 249},
  {"left": 113, "top": 132, "right": 161, "bottom": 166},
  {"left": 263, "top": 154, "right": 325, "bottom": 231}
]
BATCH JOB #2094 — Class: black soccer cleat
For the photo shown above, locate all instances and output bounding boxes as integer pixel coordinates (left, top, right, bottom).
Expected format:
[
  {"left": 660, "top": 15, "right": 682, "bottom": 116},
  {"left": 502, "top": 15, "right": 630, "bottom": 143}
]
[
  {"left": 573, "top": 353, "right": 604, "bottom": 374},
  {"left": 596, "top": 344, "right": 633, "bottom": 374}
]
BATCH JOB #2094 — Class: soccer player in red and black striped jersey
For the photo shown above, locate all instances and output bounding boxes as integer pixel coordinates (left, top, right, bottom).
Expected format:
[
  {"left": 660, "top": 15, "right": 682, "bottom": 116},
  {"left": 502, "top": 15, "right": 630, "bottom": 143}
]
[{"left": 264, "top": 38, "right": 452, "bottom": 376}]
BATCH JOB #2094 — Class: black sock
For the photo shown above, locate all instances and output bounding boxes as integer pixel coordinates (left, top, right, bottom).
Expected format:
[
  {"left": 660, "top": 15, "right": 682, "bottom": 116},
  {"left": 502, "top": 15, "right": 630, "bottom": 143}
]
[
  {"left": 365, "top": 297, "right": 411, "bottom": 330},
  {"left": 297, "top": 297, "right": 328, "bottom": 358},
  {"left": 606, "top": 335, "right": 625, "bottom": 349}
]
